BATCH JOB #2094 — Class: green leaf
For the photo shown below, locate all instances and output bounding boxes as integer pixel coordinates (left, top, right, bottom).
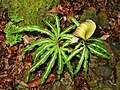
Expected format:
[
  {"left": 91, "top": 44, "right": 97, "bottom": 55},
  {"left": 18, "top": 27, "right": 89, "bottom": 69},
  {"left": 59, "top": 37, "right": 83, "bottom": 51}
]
[
  {"left": 41, "top": 49, "right": 58, "bottom": 84},
  {"left": 61, "top": 24, "right": 76, "bottom": 35},
  {"left": 42, "top": 18, "right": 58, "bottom": 37},
  {"left": 65, "top": 47, "right": 84, "bottom": 63},
  {"left": 10, "top": 15, "right": 24, "bottom": 23},
  {"left": 61, "top": 50, "right": 74, "bottom": 76},
  {"left": 68, "top": 16, "right": 80, "bottom": 26},
  {"left": 12, "top": 25, "right": 56, "bottom": 40},
  {"left": 74, "top": 20, "right": 96, "bottom": 40},
  {"left": 74, "top": 41, "right": 83, "bottom": 50},
  {"left": 22, "top": 38, "right": 52, "bottom": 54},
  {"left": 87, "top": 38, "right": 103, "bottom": 44},
  {"left": 57, "top": 49, "right": 64, "bottom": 75},
  {"left": 60, "top": 34, "right": 74, "bottom": 40},
  {"left": 53, "top": 13, "right": 61, "bottom": 35},
  {"left": 62, "top": 40, "right": 72, "bottom": 48},
  {"left": 4, "top": 22, "right": 23, "bottom": 46},
  {"left": 89, "top": 43, "right": 109, "bottom": 55},
  {"left": 33, "top": 42, "right": 55, "bottom": 63},
  {"left": 88, "top": 45, "right": 109, "bottom": 59},
  {"left": 83, "top": 48, "right": 89, "bottom": 76},
  {"left": 83, "top": 59, "right": 88, "bottom": 77},
  {"left": 28, "top": 47, "right": 56, "bottom": 74},
  {"left": 61, "top": 47, "right": 72, "bottom": 53},
  {"left": 74, "top": 47, "right": 86, "bottom": 74}
]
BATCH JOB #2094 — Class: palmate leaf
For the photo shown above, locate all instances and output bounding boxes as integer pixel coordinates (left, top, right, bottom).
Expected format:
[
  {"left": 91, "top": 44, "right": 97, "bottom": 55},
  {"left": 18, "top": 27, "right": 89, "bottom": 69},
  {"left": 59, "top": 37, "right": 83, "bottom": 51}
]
[
  {"left": 41, "top": 49, "right": 58, "bottom": 84},
  {"left": 33, "top": 42, "right": 56, "bottom": 63},
  {"left": 74, "top": 47, "right": 86, "bottom": 74},
  {"left": 22, "top": 38, "right": 52, "bottom": 54}
]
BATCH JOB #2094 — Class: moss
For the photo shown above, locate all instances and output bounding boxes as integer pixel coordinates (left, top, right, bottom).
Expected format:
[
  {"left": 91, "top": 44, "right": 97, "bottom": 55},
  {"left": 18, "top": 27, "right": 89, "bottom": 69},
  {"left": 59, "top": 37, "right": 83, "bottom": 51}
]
[
  {"left": 97, "top": 11, "right": 109, "bottom": 28},
  {"left": 80, "top": 7, "right": 97, "bottom": 22},
  {"left": 116, "top": 61, "right": 120, "bottom": 90},
  {"left": 80, "top": 7, "right": 109, "bottom": 28},
  {"left": 0, "top": 0, "right": 58, "bottom": 26}
]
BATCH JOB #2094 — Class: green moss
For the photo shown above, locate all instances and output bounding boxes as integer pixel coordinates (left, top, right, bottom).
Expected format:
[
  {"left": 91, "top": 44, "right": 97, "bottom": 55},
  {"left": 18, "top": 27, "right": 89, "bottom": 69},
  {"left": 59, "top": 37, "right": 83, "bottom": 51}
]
[
  {"left": 116, "top": 61, "right": 120, "bottom": 90},
  {"left": 80, "top": 7, "right": 97, "bottom": 22},
  {"left": 0, "top": 0, "right": 58, "bottom": 26},
  {"left": 80, "top": 7, "right": 109, "bottom": 28},
  {"left": 97, "top": 11, "right": 109, "bottom": 28}
]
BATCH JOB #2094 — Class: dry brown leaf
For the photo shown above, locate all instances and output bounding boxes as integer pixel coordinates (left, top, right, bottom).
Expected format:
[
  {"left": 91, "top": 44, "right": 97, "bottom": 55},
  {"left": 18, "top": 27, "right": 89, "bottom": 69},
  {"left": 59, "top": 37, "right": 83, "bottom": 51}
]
[
  {"left": 27, "top": 77, "right": 41, "bottom": 87},
  {"left": 46, "top": 74, "right": 55, "bottom": 83},
  {"left": 101, "top": 34, "right": 110, "bottom": 40},
  {"left": 16, "top": 80, "right": 29, "bottom": 87}
]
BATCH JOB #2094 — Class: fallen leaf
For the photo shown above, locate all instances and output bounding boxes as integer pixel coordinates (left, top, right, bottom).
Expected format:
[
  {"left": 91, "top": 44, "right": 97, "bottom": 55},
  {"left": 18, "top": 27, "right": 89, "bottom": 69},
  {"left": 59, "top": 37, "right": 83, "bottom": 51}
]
[
  {"left": 16, "top": 80, "right": 29, "bottom": 87},
  {"left": 27, "top": 77, "right": 41, "bottom": 87},
  {"left": 101, "top": 34, "right": 110, "bottom": 40},
  {"left": 46, "top": 74, "right": 55, "bottom": 83}
]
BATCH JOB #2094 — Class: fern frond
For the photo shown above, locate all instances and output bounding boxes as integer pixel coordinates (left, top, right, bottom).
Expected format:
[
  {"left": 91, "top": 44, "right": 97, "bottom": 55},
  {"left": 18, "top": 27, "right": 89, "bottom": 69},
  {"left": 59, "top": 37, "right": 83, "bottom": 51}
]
[
  {"left": 57, "top": 49, "right": 64, "bottom": 76},
  {"left": 41, "top": 49, "right": 58, "bottom": 84},
  {"left": 61, "top": 50, "right": 74, "bottom": 76},
  {"left": 42, "top": 18, "right": 58, "bottom": 37},
  {"left": 12, "top": 25, "right": 56, "bottom": 39},
  {"left": 74, "top": 41, "right": 83, "bottom": 50},
  {"left": 62, "top": 40, "right": 72, "bottom": 48},
  {"left": 83, "top": 48, "right": 89, "bottom": 76},
  {"left": 53, "top": 13, "right": 61, "bottom": 35},
  {"left": 65, "top": 47, "right": 84, "bottom": 63},
  {"left": 22, "top": 38, "right": 52, "bottom": 54},
  {"left": 74, "top": 47, "right": 86, "bottom": 74},
  {"left": 25, "top": 47, "right": 56, "bottom": 83},
  {"left": 88, "top": 45, "right": 109, "bottom": 59},
  {"left": 61, "top": 47, "right": 72, "bottom": 53},
  {"left": 33, "top": 42, "right": 55, "bottom": 63},
  {"left": 60, "top": 34, "right": 74, "bottom": 40},
  {"left": 61, "top": 24, "right": 76, "bottom": 35},
  {"left": 87, "top": 38, "right": 103, "bottom": 44},
  {"left": 89, "top": 43, "right": 109, "bottom": 55},
  {"left": 68, "top": 16, "right": 80, "bottom": 26}
]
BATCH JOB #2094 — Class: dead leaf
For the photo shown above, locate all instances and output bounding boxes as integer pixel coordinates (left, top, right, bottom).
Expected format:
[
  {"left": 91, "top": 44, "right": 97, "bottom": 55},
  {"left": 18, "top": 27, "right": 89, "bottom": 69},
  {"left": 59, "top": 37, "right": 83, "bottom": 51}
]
[
  {"left": 49, "top": 5, "right": 63, "bottom": 13},
  {"left": 16, "top": 80, "right": 29, "bottom": 87},
  {"left": 118, "top": 12, "right": 120, "bottom": 25},
  {"left": 23, "top": 35, "right": 37, "bottom": 45},
  {"left": 27, "top": 77, "right": 41, "bottom": 87},
  {"left": 101, "top": 34, "right": 110, "bottom": 40},
  {"left": 46, "top": 74, "right": 55, "bottom": 83}
]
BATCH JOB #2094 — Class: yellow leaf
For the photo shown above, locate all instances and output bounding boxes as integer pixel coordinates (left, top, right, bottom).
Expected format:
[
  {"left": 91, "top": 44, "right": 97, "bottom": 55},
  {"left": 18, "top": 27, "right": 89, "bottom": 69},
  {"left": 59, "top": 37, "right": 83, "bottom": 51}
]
[{"left": 74, "top": 20, "right": 96, "bottom": 40}]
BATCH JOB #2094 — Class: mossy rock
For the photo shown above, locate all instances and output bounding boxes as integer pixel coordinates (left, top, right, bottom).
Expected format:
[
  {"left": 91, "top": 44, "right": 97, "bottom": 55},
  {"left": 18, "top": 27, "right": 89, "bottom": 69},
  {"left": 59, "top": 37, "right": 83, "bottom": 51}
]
[
  {"left": 0, "top": 0, "right": 58, "bottom": 26},
  {"left": 80, "top": 7, "right": 109, "bottom": 28},
  {"left": 97, "top": 11, "right": 109, "bottom": 28},
  {"left": 116, "top": 61, "right": 120, "bottom": 90},
  {"left": 80, "top": 7, "right": 97, "bottom": 22}
]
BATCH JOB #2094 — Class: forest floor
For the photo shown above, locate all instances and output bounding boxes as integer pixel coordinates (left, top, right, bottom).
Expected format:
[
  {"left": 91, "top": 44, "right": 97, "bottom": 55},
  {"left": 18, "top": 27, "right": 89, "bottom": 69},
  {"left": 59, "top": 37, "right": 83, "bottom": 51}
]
[{"left": 0, "top": 0, "right": 120, "bottom": 90}]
